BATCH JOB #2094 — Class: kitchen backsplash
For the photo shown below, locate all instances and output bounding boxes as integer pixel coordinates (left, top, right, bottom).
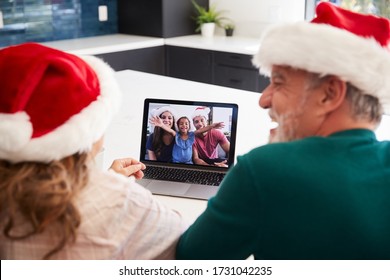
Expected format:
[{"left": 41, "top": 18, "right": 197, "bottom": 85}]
[{"left": 0, "top": 0, "right": 117, "bottom": 47}]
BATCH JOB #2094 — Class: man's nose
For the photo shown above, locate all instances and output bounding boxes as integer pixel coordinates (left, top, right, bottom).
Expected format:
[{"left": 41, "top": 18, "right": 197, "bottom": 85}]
[{"left": 259, "top": 85, "right": 272, "bottom": 109}]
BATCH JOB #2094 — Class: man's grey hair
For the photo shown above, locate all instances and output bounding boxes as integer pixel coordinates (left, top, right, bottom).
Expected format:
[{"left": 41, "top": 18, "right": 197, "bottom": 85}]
[{"left": 305, "top": 73, "right": 383, "bottom": 125}]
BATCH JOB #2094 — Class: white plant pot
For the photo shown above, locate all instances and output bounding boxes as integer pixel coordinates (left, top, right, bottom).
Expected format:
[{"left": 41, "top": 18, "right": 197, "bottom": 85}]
[{"left": 201, "top": 22, "right": 216, "bottom": 38}]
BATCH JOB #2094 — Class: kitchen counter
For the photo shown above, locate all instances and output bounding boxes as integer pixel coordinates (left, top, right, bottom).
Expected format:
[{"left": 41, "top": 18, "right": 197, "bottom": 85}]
[
  {"left": 165, "top": 34, "right": 261, "bottom": 55},
  {"left": 42, "top": 34, "right": 165, "bottom": 55},
  {"left": 40, "top": 33, "right": 261, "bottom": 56}
]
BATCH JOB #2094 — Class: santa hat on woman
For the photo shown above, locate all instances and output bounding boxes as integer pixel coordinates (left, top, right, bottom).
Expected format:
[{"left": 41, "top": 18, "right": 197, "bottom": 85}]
[
  {"left": 150, "top": 105, "right": 177, "bottom": 130},
  {"left": 253, "top": 2, "right": 390, "bottom": 114},
  {"left": 0, "top": 43, "right": 121, "bottom": 163},
  {"left": 151, "top": 106, "right": 177, "bottom": 119}
]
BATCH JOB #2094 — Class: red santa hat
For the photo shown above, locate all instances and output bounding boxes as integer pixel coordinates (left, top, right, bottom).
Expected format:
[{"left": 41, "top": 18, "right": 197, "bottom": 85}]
[
  {"left": 253, "top": 2, "right": 390, "bottom": 114},
  {"left": 0, "top": 43, "right": 121, "bottom": 163},
  {"left": 192, "top": 107, "right": 210, "bottom": 121}
]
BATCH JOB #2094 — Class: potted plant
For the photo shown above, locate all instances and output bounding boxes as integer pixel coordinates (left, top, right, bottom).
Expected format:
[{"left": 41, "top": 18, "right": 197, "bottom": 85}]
[
  {"left": 192, "top": 0, "right": 225, "bottom": 38},
  {"left": 224, "top": 23, "right": 235, "bottom": 37}
]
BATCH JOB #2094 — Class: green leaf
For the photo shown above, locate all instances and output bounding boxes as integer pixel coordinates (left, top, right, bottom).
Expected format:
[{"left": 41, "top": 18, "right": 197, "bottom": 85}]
[{"left": 191, "top": 0, "right": 229, "bottom": 32}]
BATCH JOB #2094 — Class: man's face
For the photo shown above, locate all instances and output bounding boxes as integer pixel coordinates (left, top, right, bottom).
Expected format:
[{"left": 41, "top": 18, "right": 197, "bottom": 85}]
[
  {"left": 193, "top": 116, "right": 207, "bottom": 130},
  {"left": 259, "top": 65, "right": 323, "bottom": 143}
]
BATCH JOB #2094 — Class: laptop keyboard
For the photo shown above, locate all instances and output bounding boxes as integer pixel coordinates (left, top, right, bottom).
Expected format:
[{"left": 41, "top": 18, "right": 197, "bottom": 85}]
[{"left": 143, "top": 165, "right": 225, "bottom": 186}]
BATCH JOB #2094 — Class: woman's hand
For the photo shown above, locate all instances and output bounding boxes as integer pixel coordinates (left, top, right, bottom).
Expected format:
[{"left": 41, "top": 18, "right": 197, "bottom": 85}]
[
  {"left": 109, "top": 158, "right": 146, "bottom": 179},
  {"left": 149, "top": 116, "right": 164, "bottom": 127}
]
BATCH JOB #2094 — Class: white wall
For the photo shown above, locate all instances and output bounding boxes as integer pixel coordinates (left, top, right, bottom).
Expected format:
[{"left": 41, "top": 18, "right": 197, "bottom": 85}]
[{"left": 210, "top": 0, "right": 306, "bottom": 37}]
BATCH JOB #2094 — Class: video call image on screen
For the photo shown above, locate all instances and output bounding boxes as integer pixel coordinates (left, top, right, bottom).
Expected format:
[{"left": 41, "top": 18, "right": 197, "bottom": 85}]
[{"left": 141, "top": 101, "right": 237, "bottom": 169}]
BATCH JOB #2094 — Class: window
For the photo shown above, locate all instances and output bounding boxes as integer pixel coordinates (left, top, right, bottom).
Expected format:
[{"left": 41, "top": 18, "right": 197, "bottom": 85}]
[{"left": 305, "top": 0, "right": 390, "bottom": 20}]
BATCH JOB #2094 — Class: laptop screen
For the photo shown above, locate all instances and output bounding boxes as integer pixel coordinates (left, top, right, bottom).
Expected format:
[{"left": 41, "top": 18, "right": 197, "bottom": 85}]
[{"left": 140, "top": 98, "right": 238, "bottom": 170}]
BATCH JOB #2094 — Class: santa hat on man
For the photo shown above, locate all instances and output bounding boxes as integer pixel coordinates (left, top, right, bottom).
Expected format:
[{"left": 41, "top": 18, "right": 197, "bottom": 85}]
[
  {"left": 0, "top": 43, "right": 121, "bottom": 163},
  {"left": 253, "top": 1, "right": 390, "bottom": 114},
  {"left": 192, "top": 107, "right": 210, "bottom": 121}
]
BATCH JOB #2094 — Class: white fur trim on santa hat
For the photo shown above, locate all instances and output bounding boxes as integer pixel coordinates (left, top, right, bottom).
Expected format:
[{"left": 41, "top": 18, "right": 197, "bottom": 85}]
[
  {"left": 151, "top": 106, "right": 177, "bottom": 118},
  {"left": 252, "top": 22, "right": 390, "bottom": 114},
  {"left": 0, "top": 56, "right": 121, "bottom": 163},
  {"left": 150, "top": 106, "right": 178, "bottom": 131},
  {"left": 0, "top": 112, "right": 32, "bottom": 153},
  {"left": 192, "top": 107, "right": 210, "bottom": 120}
]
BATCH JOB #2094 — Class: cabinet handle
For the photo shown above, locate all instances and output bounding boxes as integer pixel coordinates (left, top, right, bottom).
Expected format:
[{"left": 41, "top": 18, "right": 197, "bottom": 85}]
[
  {"left": 229, "top": 55, "right": 241, "bottom": 60},
  {"left": 229, "top": 78, "right": 242, "bottom": 83}
]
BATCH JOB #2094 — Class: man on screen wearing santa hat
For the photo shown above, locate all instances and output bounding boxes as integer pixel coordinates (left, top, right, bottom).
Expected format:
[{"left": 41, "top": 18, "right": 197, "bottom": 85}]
[
  {"left": 191, "top": 107, "right": 230, "bottom": 167},
  {"left": 0, "top": 43, "right": 186, "bottom": 259},
  {"left": 177, "top": 2, "right": 390, "bottom": 259}
]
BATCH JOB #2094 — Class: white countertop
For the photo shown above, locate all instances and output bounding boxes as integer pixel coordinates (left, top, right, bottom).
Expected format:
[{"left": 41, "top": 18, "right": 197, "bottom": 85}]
[
  {"left": 165, "top": 34, "right": 261, "bottom": 55},
  {"left": 40, "top": 33, "right": 261, "bottom": 56},
  {"left": 42, "top": 34, "right": 165, "bottom": 55}
]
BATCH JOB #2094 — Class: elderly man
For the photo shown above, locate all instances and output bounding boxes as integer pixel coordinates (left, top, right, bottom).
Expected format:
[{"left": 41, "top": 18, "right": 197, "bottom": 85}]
[{"left": 176, "top": 2, "right": 390, "bottom": 260}]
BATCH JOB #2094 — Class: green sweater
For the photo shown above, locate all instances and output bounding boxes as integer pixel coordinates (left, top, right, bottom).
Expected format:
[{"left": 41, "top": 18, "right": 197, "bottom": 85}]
[{"left": 177, "top": 129, "right": 390, "bottom": 259}]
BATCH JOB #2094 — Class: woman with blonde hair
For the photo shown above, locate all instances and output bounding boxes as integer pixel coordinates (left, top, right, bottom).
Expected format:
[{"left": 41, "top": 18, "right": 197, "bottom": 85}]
[{"left": 0, "top": 43, "right": 186, "bottom": 260}]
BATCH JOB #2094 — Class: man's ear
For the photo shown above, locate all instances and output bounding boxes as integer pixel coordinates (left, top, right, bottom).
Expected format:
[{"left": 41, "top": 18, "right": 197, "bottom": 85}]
[{"left": 318, "top": 76, "right": 347, "bottom": 114}]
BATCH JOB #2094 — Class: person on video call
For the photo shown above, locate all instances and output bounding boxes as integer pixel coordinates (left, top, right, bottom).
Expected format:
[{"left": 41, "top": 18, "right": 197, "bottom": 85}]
[
  {"left": 191, "top": 107, "right": 230, "bottom": 167},
  {"left": 149, "top": 115, "right": 195, "bottom": 164},
  {"left": 150, "top": 115, "right": 223, "bottom": 164},
  {"left": 0, "top": 43, "right": 186, "bottom": 259},
  {"left": 146, "top": 106, "right": 176, "bottom": 162},
  {"left": 176, "top": 2, "right": 390, "bottom": 259}
]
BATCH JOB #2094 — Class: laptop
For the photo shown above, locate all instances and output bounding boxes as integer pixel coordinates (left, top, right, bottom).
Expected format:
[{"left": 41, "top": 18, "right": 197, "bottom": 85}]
[{"left": 137, "top": 98, "right": 238, "bottom": 200}]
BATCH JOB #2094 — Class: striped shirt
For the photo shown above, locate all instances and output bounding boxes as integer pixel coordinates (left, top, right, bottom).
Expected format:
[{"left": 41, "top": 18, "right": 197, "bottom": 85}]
[{"left": 1, "top": 168, "right": 187, "bottom": 260}]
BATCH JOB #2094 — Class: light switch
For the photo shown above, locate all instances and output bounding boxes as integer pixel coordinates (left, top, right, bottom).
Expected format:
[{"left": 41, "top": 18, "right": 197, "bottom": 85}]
[
  {"left": 98, "top": 5, "right": 108, "bottom": 22},
  {"left": 0, "top": 11, "right": 4, "bottom": 29}
]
